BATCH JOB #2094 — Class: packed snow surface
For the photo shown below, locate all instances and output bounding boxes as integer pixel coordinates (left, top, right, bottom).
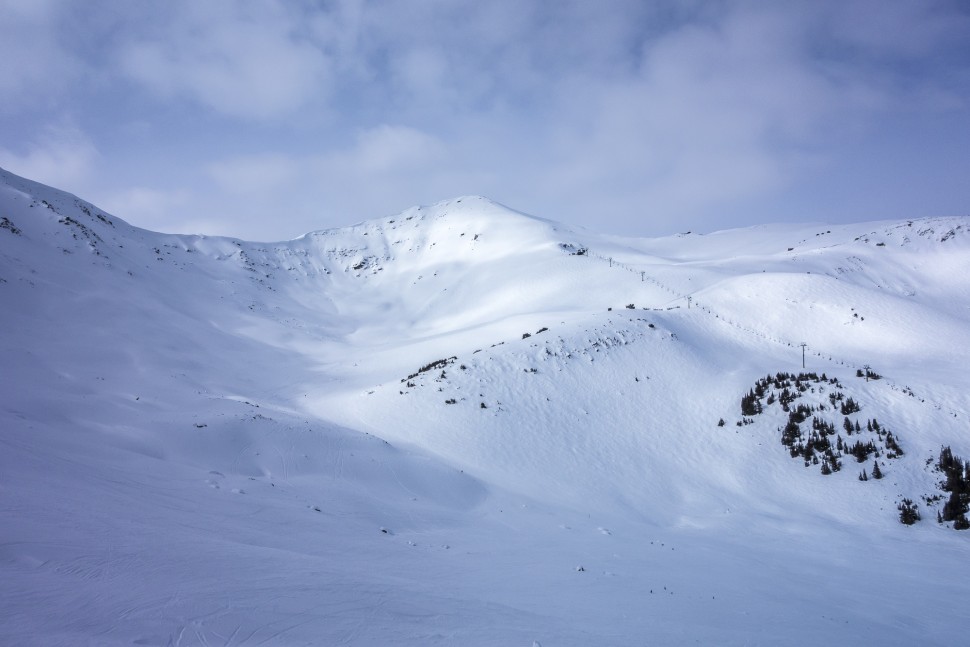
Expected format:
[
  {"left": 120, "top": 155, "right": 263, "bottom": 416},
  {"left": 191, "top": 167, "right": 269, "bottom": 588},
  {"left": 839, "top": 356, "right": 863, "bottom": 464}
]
[{"left": 1, "top": 166, "right": 970, "bottom": 645}]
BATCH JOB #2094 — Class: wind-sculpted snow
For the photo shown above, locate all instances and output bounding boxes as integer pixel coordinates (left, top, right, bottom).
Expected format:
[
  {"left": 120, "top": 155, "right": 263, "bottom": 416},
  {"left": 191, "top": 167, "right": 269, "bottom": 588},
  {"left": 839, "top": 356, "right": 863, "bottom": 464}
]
[{"left": 2, "top": 166, "right": 970, "bottom": 645}]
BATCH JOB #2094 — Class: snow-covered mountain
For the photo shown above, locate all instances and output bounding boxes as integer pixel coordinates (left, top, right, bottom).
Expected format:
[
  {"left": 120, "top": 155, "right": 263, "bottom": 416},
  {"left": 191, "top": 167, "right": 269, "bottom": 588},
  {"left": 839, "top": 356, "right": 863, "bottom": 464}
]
[{"left": 2, "top": 166, "right": 969, "bottom": 645}]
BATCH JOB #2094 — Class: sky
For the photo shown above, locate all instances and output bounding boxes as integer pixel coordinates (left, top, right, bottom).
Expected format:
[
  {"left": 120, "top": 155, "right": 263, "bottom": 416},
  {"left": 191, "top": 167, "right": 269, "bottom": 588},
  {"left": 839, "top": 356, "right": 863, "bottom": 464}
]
[{"left": 1, "top": 0, "right": 969, "bottom": 242}]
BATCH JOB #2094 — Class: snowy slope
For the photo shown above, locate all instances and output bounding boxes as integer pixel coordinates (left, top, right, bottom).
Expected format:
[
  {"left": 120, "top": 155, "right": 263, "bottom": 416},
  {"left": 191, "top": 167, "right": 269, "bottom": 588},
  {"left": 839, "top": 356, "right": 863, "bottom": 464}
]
[{"left": 2, "top": 166, "right": 970, "bottom": 645}]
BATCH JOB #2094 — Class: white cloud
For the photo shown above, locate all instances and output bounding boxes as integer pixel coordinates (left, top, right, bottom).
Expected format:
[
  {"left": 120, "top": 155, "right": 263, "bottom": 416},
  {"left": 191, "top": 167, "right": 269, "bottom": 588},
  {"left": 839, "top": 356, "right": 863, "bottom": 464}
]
[
  {"left": 0, "top": 0, "right": 83, "bottom": 107},
  {"left": 119, "top": 1, "right": 333, "bottom": 120},
  {"left": 0, "top": 122, "right": 100, "bottom": 192},
  {"left": 97, "top": 186, "right": 194, "bottom": 233},
  {"left": 2, "top": 0, "right": 968, "bottom": 241},
  {"left": 342, "top": 125, "right": 446, "bottom": 174},
  {"left": 182, "top": 127, "right": 453, "bottom": 239},
  {"left": 206, "top": 154, "right": 301, "bottom": 197},
  {"left": 510, "top": 1, "right": 965, "bottom": 232}
]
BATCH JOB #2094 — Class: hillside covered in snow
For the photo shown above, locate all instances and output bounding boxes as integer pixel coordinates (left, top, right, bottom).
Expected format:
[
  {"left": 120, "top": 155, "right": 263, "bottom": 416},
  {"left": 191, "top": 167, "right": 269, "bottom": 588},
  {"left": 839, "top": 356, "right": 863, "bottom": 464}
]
[{"left": 2, "top": 166, "right": 969, "bottom": 645}]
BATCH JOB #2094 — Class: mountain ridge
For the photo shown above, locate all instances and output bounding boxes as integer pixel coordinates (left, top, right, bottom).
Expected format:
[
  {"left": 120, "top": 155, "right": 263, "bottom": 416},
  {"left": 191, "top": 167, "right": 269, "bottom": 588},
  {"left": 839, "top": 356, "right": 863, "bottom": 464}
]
[{"left": 2, "top": 166, "right": 970, "bottom": 645}]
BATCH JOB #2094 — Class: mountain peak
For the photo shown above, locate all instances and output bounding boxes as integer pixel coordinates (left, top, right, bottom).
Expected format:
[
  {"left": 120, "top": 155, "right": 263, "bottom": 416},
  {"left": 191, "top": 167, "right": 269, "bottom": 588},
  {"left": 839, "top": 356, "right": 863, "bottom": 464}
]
[{"left": 3, "top": 169, "right": 970, "bottom": 645}]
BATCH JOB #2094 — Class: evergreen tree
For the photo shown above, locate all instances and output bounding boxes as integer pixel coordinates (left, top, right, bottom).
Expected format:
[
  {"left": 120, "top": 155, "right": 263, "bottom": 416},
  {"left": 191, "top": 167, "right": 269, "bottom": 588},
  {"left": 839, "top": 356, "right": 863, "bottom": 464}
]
[
  {"left": 741, "top": 390, "right": 761, "bottom": 416},
  {"left": 942, "top": 490, "right": 968, "bottom": 522},
  {"left": 829, "top": 454, "right": 841, "bottom": 473},
  {"left": 937, "top": 446, "right": 970, "bottom": 526},
  {"left": 872, "top": 461, "right": 883, "bottom": 479}
]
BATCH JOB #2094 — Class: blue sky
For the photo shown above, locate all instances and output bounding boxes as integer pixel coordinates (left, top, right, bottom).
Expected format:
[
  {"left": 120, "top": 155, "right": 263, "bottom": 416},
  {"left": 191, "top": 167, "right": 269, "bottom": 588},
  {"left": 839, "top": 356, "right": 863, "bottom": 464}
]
[{"left": 1, "top": 0, "right": 969, "bottom": 241}]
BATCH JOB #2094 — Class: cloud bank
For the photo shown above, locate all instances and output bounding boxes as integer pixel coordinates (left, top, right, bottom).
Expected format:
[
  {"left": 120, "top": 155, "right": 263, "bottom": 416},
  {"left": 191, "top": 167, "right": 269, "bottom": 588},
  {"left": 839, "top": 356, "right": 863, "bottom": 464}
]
[{"left": 0, "top": 0, "right": 968, "bottom": 240}]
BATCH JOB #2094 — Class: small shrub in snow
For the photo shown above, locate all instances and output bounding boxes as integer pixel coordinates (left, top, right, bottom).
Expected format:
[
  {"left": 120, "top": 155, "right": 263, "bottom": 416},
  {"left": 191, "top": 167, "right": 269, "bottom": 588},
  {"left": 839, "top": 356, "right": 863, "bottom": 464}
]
[
  {"left": 0, "top": 217, "right": 21, "bottom": 235},
  {"left": 898, "top": 499, "right": 920, "bottom": 525}
]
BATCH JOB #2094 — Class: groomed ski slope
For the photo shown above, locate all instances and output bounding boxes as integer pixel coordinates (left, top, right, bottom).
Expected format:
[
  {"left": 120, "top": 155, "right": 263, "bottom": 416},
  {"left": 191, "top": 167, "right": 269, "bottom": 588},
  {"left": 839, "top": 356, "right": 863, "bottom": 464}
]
[{"left": 1, "top": 167, "right": 969, "bottom": 645}]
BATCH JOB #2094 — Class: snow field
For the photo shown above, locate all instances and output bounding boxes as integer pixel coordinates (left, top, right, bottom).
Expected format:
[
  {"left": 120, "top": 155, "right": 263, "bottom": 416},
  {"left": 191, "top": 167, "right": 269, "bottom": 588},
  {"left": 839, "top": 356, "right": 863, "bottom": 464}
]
[{"left": 2, "top": 167, "right": 970, "bottom": 644}]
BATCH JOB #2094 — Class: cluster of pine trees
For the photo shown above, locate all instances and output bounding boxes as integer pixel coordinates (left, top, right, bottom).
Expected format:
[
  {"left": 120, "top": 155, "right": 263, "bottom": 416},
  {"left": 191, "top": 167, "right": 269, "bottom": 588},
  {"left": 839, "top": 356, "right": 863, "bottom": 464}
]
[
  {"left": 740, "top": 390, "right": 762, "bottom": 416},
  {"left": 735, "top": 372, "right": 914, "bottom": 516},
  {"left": 735, "top": 373, "right": 970, "bottom": 530},
  {"left": 937, "top": 446, "right": 970, "bottom": 530},
  {"left": 403, "top": 356, "right": 457, "bottom": 382},
  {"left": 742, "top": 373, "right": 849, "bottom": 476},
  {"left": 839, "top": 397, "right": 861, "bottom": 415}
]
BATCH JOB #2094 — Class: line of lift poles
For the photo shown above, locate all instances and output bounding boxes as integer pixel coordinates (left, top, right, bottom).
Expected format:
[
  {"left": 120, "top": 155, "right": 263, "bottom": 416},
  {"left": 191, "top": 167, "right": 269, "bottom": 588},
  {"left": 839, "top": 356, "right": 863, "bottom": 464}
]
[{"left": 609, "top": 256, "right": 857, "bottom": 374}]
